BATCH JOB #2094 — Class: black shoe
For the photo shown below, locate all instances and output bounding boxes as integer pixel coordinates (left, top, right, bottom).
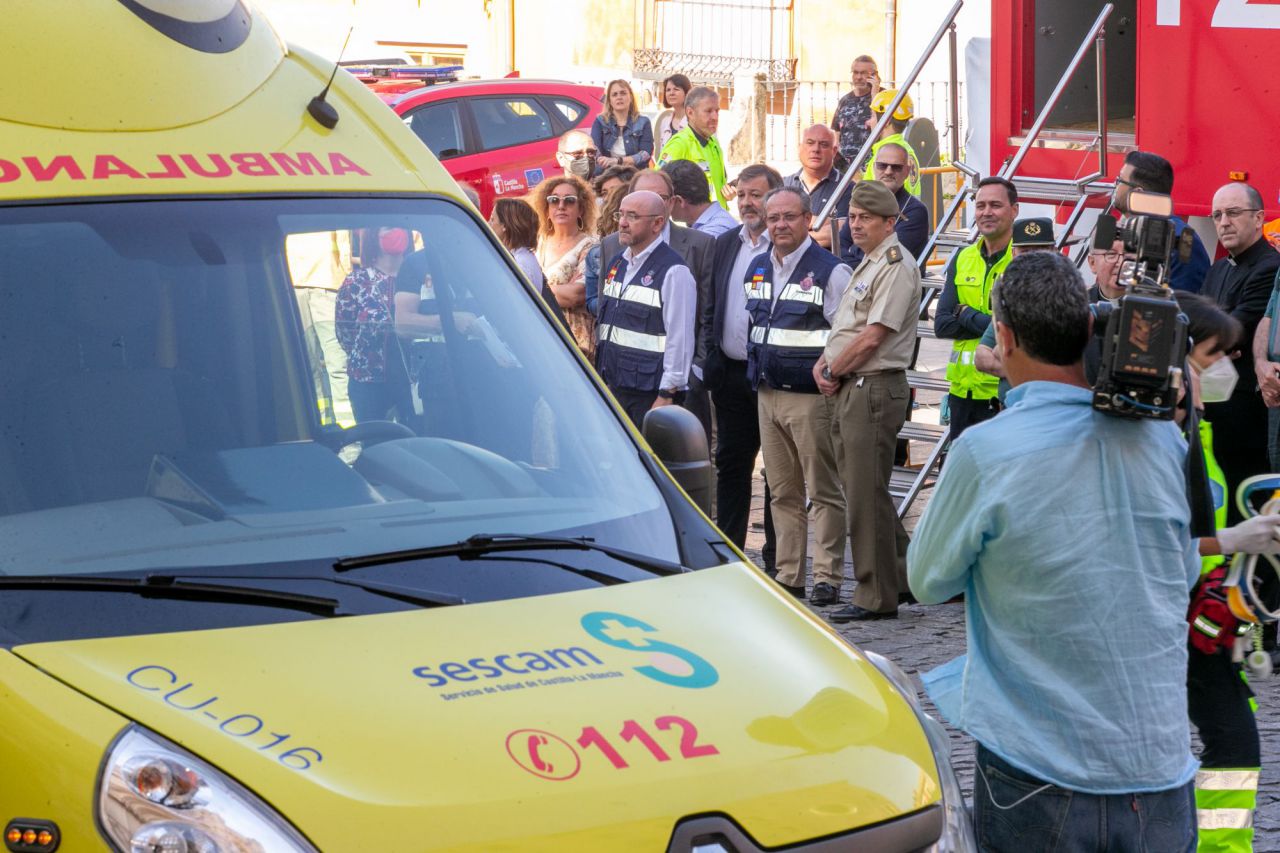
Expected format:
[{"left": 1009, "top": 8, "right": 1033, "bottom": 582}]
[
  {"left": 899, "top": 590, "right": 918, "bottom": 605},
  {"left": 763, "top": 567, "right": 778, "bottom": 580},
  {"left": 829, "top": 604, "right": 898, "bottom": 623},
  {"left": 810, "top": 582, "right": 839, "bottom": 607},
  {"left": 777, "top": 581, "right": 806, "bottom": 600}
]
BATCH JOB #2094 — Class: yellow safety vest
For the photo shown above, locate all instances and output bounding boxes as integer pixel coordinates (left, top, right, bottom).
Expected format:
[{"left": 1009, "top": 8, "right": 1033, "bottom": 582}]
[
  {"left": 1200, "top": 418, "right": 1228, "bottom": 575},
  {"left": 944, "top": 241, "right": 1012, "bottom": 400},
  {"left": 862, "top": 133, "right": 922, "bottom": 197}
]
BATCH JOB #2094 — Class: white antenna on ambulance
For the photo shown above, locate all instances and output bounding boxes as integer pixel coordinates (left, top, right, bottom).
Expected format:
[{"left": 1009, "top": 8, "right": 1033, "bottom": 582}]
[{"left": 307, "top": 27, "right": 354, "bottom": 130}]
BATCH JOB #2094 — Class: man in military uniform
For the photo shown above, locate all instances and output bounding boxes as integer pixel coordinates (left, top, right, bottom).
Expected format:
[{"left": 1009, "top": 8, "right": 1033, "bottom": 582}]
[{"left": 816, "top": 180, "right": 922, "bottom": 621}]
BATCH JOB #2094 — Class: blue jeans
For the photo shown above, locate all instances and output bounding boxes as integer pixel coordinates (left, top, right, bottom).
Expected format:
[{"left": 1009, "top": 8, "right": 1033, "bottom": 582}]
[
  {"left": 1268, "top": 407, "right": 1280, "bottom": 471},
  {"left": 973, "top": 743, "right": 1196, "bottom": 853}
]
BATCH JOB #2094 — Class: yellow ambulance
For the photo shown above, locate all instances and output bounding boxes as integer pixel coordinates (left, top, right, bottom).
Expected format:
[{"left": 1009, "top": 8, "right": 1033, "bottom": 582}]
[{"left": 0, "top": 2, "right": 972, "bottom": 851}]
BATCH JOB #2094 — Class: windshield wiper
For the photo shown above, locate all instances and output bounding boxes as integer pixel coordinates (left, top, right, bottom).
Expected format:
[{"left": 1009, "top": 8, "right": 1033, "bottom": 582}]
[
  {"left": 334, "top": 533, "right": 686, "bottom": 577},
  {"left": 0, "top": 575, "right": 341, "bottom": 617},
  {"left": 184, "top": 574, "right": 465, "bottom": 608}
]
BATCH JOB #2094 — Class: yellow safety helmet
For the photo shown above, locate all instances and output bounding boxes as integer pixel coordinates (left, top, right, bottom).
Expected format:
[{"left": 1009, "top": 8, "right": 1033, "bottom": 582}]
[{"left": 870, "top": 90, "right": 914, "bottom": 122}]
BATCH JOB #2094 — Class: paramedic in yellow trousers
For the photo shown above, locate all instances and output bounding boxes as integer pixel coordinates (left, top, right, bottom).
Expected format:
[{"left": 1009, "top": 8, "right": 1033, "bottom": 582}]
[{"left": 815, "top": 180, "right": 921, "bottom": 621}]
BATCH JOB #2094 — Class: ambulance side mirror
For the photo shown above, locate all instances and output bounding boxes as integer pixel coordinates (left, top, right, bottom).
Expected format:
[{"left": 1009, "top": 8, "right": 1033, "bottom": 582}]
[{"left": 642, "top": 406, "right": 713, "bottom": 516}]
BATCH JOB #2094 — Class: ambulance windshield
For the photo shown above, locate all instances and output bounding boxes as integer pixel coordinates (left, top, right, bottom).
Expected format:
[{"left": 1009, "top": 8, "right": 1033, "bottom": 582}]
[{"left": 0, "top": 197, "right": 680, "bottom": 575}]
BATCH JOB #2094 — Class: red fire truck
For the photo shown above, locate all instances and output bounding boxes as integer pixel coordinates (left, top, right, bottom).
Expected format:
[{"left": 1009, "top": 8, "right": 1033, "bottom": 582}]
[{"left": 988, "top": 0, "right": 1280, "bottom": 221}]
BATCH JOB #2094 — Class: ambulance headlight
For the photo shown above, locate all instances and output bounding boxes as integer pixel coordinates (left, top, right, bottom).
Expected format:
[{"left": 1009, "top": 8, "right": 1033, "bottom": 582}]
[
  {"left": 863, "top": 651, "right": 976, "bottom": 853},
  {"left": 97, "top": 727, "right": 315, "bottom": 852}
]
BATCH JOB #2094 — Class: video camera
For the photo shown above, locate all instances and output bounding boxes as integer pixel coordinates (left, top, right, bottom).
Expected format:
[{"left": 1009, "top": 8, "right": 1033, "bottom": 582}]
[{"left": 1089, "top": 191, "right": 1188, "bottom": 420}]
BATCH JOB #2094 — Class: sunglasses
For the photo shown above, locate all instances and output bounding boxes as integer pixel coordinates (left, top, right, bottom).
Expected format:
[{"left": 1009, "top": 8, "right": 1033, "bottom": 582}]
[
  {"left": 547, "top": 194, "right": 579, "bottom": 206},
  {"left": 874, "top": 161, "right": 906, "bottom": 173}
]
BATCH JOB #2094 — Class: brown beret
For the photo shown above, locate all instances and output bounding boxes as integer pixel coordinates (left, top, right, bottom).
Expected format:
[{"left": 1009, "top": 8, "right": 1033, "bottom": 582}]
[{"left": 849, "top": 179, "right": 900, "bottom": 218}]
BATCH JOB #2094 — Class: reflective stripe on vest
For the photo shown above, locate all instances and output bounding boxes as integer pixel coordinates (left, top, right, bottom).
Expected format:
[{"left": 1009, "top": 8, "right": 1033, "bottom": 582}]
[
  {"left": 944, "top": 241, "right": 1011, "bottom": 400},
  {"left": 749, "top": 326, "right": 830, "bottom": 348},
  {"left": 602, "top": 279, "right": 662, "bottom": 307},
  {"left": 598, "top": 323, "right": 666, "bottom": 353},
  {"left": 743, "top": 242, "right": 840, "bottom": 393},
  {"left": 1195, "top": 767, "right": 1257, "bottom": 850}
]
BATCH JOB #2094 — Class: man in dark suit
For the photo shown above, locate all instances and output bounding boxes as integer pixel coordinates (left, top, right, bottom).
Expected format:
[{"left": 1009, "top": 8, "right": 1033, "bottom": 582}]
[
  {"left": 600, "top": 169, "right": 717, "bottom": 445},
  {"left": 702, "top": 164, "right": 783, "bottom": 570}
]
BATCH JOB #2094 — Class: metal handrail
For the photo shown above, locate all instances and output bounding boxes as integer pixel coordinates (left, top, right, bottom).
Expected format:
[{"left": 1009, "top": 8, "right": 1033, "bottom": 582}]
[
  {"left": 998, "top": 4, "right": 1113, "bottom": 182},
  {"left": 814, "top": 0, "right": 964, "bottom": 229}
]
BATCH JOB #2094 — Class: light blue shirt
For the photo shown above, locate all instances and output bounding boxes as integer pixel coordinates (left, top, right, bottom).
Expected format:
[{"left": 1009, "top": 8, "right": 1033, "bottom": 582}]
[
  {"left": 691, "top": 203, "right": 738, "bottom": 237},
  {"left": 909, "top": 381, "right": 1199, "bottom": 795}
]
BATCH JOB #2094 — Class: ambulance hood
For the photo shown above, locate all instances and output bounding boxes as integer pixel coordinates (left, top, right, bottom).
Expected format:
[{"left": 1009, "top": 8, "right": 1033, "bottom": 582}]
[
  {"left": 16, "top": 564, "right": 942, "bottom": 850},
  {"left": 3, "top": 1, "right": 287, "bottom": 131}
]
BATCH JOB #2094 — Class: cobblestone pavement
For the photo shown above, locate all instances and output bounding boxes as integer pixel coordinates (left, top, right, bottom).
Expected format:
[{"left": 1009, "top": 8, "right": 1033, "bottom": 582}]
[{"left": 738, "top": 335, "right": 1280, "bottom": 847}]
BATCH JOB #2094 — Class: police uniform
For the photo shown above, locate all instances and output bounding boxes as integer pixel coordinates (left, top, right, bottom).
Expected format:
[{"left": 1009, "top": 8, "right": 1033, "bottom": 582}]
[
  {"left": 825, "top": 225, "right": 921, "bottom": 617},
  {"left": 746, "top": 236, "right": 850, "bottom": 595}
]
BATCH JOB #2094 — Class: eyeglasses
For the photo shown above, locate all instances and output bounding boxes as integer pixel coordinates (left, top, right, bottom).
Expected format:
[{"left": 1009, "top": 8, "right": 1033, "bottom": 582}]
[
  {"left": 1090, "top": 250, "right": 1122, "bottom": 262},
  {"left": 613, "top": 211, "right": 664, "bottom": 223},
  {"left": 1210, "top": 207, "right": 1261, "bottom": 222},
  {"left": 874, "top": 161, "right": 906, "bottom": 173},
  {"left": 546, "top": 194, "right": 579, "bottom": 206},
  {"left": 563, "top": 149, "right": 598, "bottom": 159},
  {"left": 1114, "top": 176, "right": 1140, "bottom": 189},
  {"left": 765, "top": 213, "right": 807, "bottom": 225}
]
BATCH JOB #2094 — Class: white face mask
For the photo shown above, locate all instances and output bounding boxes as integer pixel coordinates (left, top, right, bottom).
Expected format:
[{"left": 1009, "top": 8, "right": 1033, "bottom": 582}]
[{"left": 1198, "top": 355, "right": 1239, "bottom": 404}]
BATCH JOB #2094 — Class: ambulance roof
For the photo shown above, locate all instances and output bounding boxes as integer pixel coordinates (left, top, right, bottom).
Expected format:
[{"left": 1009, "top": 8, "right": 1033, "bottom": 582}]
[{"left": 0, "top": 0, "right": 455, "bottom": 201}]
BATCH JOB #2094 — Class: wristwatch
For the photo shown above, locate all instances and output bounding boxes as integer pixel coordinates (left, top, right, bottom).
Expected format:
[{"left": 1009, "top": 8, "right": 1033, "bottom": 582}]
[
  {"left": 657, "top": 388, "right": 677, "bottom": 400},
  {"left": 821, "top": 367, "right": 834, "bottom": 382}
]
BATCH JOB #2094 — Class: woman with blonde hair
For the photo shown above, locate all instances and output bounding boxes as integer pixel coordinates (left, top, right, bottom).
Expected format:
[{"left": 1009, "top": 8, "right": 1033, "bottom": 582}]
[
  {"left": 590, "top": 79, "right": 653, "bottom": 172},
  {"left": 531, "top": 174, "right": 598, "bottom": 358}
]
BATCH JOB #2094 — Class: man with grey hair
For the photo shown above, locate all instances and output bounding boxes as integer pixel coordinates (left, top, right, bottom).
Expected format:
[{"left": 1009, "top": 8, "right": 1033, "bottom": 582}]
[
  {"left": 658, "top": 86, "right": 730, "bottom": 209},
  {"left": 783, "top": 124, "right": 849, "bottom": 250},
  {"left": 910, "top": 251, "right": 1200, "bottom": 849},
  {"left": 747, "top": 185, "right": 850, "bottom": 603},
  {"left": 1203, "top": 181, "right": 1279, "bottom": 522},
  {"left": 595, "top": 190, "right": 697, "bottom": 426}
]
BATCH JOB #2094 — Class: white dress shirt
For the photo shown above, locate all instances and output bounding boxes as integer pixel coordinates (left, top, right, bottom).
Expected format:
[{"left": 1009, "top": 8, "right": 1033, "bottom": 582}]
[
  {"left": 621, "top": 237, "right": 696, "bottom": 390},
  {"left": 768, "top": 235, "right": 852, "bottom": 326},
  {"left": 721, "top": 227, "right": 770, "bottom": 361},
  {"left": 691, "top": 203, "right": 739, "bottom": 237}
]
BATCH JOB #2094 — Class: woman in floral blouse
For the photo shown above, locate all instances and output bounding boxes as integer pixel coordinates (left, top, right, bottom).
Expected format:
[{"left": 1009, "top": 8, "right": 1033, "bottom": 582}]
[
  {"left": 335, "top": 226, "right": 414, "bottom": 423},
  {"left": 532, "top": 175, "right": 598, "bottom": 361}
]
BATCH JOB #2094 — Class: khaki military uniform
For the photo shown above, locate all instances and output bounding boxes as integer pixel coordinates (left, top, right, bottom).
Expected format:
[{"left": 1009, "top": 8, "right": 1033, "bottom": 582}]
[{"left": 824, "top": 233, "right": 921, "bottom": 613}]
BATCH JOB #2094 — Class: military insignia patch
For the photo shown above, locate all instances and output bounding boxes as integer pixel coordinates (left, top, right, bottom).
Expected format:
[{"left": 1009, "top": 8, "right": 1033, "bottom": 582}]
[
  {"left": 886, "top": 246, "right": 903, "bottom": 264},
  {"left": 853, "top": 279, "right": 870, "bottom": 297}
]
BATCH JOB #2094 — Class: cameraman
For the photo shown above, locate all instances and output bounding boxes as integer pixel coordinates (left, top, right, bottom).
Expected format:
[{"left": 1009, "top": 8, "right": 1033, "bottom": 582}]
[
  {"left": 910, "top": 252, "right": 1201, "bottom": 850},
  {"left": 1112, "top": 151, "right": 1210, "bottom": 292}
]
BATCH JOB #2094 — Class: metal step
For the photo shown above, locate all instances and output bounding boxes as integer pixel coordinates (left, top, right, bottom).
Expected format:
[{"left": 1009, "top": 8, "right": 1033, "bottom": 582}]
[
  {"left": 890, "top": 464, "right": 937, "bottom": 499},
  {"left": 907, "top": 370, "right": 949, "bottom": 393},
  {"left": 899, "top": 420, "right": 947, "bottom": 442},
  {"left": 1010, "top": 175, "right": 1115, "bottom": 204}
]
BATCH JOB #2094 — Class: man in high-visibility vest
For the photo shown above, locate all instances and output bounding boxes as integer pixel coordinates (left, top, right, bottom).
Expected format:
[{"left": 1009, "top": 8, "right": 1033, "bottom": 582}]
[
  {"left": 934, "top": 176, "right": 1018, "bottom": 439},
  {"left": 860, "top": 90, "right": 922, "bottom": 197},
  {"left": 658, "top": 86, "right": 730, "bottom": 210}
]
